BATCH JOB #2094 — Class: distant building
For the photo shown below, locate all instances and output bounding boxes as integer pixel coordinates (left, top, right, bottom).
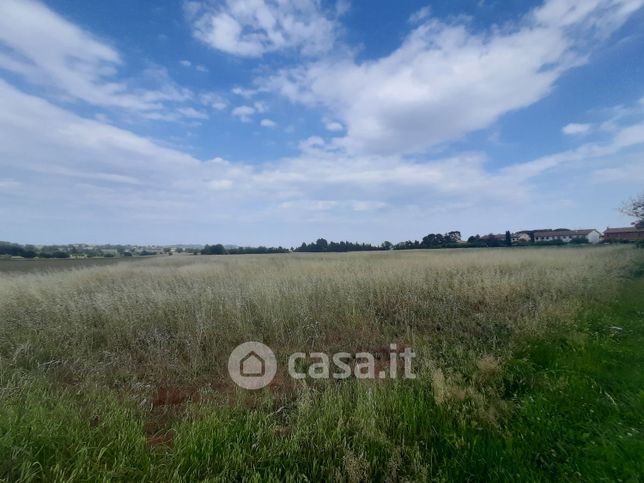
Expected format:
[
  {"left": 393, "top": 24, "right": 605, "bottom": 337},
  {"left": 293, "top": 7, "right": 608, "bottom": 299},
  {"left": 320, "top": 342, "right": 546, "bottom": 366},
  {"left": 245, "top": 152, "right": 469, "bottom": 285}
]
[
  {"left": 603, "top": 227, "right": 644, "bottom": 242},
  {"left": 534, "top": 229, "right": 601, "bottom": 244},
  {"left": 511, "top": 232, "right": 531, "bottom": 243}
]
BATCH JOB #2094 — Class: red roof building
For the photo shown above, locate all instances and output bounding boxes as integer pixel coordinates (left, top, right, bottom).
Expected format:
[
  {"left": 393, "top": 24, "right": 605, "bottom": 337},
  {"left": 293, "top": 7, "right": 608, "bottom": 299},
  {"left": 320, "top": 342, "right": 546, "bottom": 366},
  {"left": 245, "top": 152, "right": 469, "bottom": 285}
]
[{"left": 603, "top": 227, "right": 644, "bottom": 242}]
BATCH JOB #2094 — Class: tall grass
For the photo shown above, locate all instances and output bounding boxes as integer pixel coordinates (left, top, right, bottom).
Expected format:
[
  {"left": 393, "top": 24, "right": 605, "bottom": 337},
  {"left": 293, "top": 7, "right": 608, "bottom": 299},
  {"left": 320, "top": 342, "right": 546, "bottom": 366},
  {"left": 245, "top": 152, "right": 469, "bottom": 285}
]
[{"left": 0, "top": 246, "right": 639, "bottom": 480}]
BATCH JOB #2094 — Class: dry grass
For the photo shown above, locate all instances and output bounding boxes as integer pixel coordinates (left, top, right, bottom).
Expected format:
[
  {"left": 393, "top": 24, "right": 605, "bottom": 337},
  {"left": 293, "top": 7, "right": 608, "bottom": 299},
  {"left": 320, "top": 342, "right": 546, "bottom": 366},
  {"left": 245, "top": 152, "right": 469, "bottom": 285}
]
[
  {"left": 0, "top": 245, "right": 640, "bottom": 481},
  {"left": 0, "top": 246, "right": 634, "bottom": 389}
]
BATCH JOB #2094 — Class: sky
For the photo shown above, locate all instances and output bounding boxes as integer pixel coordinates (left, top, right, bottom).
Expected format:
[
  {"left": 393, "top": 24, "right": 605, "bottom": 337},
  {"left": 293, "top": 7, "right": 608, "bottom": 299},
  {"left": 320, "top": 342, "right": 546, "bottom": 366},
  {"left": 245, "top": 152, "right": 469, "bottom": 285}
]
[{"left": 1, "top": 0, "right": 643, "bottom": 246}]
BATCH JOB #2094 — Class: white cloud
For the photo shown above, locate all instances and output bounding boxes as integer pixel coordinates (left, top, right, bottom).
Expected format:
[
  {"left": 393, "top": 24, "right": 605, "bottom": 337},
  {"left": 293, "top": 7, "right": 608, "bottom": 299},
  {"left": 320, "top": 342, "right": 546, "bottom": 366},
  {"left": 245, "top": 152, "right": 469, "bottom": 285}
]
[
  {"left": 0, "top": 0, "right": 192, "bottom": 113},
  {"left": 278, "top": 199, "right": 386, "bottom": 213},
  {"left": 188, "top": 0, "right": 340, "bottom": 57},
  {"left": 0, "top": 0, "right": 224, "bottom": 125},
  {"left": 0, "top": 80, "right": 197, "bottom": 175},
  {"left": 593, "top": 162, "right": 644, "bottom": 182},
  {"left": 351, "top": 200, "right": 388, "bottom": 211},
  {"left": 562, "top": 122, "right": 592, "bottom": 134},
  {"left": 231, "top": 101, "right": 269, "bottom": 121},
  {"left": 325, "top": 120, "right": 344, "bottom": 132},
  {"left": 0, "top": 178, "right": 22, "bottom": 190},
  {"left": 232, "top": 105, "right": 256, "bottom": 121},
  {"left": 177, "top": 107, "right": 209, "bottom": 120},
  {"left": 2, "top": 79, "right": 644, "bottom": 243},
  {"left": 298, "top": 136, "right": 326, "bottom": 152},
  {"left": 232, "top": 86, "right": 258, "bottom": 98},
  {"left": 200, "top": 92, "right": 228, "bottom": 110},
  {"left": 264, "top": 0, "right": 643, "bottom": 156},
  {"left": 409, "top": 6, "right": 431, "bottom": 24},
  {"left": 0, "top": 0, "right": 642, "bottom": 242},
  {"left": 209, "top": 179, "right": 234, "bottom": 190},
  {"left": 280, "top": 200, "right": 338, "bottom": 211},
  {"left": 502, "top": 121, "right": 644, "bottom": 181},
  {"left": 532, "top": 0, "right": 643, "bottom": 33},
  {"left": 253, "top": 101, "right": 268, "bottom": 113},
  {"left": 181, "top": 59, "right": 209, "bottom": 72}
]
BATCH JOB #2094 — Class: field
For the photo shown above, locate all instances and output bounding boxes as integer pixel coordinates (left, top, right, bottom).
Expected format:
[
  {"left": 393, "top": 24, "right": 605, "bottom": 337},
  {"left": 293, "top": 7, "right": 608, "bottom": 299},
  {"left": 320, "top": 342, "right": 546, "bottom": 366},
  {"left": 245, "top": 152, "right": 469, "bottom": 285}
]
[
  {"left": 0, "top": 256, "right": 152, "bottom": 275},
  {"left": 1, "top": 246, "right": 642, "bottom": 481}
]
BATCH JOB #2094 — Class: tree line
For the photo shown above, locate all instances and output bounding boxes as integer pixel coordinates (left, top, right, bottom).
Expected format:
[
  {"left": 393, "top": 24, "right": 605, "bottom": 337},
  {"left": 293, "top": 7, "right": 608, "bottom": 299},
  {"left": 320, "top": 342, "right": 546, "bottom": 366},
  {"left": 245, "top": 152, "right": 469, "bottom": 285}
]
[
  {"left": 201, "top": 244, "right": 289, "bottom": 255},
  {"left": 201, "top": 193, "right": 644, "bottom": 254},
  {"left": 200, "top": 231, "right": 516, "bottom": 255},
  {"left": 0, "top": 241, "right": 70, "bottom": 259}
]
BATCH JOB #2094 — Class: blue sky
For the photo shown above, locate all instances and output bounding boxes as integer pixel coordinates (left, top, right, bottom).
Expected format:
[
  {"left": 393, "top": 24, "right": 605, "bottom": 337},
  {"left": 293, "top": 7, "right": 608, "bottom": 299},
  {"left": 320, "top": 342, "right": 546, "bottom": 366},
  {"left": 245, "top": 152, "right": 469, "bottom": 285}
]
[{"left": 1, "top": 0, "right": 643, "bottom": 245}]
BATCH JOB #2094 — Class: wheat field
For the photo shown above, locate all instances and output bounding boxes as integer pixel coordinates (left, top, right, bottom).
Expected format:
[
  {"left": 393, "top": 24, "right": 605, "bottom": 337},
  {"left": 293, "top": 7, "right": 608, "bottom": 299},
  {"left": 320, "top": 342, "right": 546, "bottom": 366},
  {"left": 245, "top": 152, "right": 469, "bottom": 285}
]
[{"left": 0, "top": 246, "right": 639, "bottom": 480}]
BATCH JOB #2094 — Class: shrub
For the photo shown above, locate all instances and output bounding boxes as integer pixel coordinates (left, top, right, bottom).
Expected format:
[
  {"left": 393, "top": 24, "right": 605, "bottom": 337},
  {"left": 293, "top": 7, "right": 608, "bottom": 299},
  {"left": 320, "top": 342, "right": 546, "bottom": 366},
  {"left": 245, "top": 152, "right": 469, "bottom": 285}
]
[{"left": 569, "top": 237, "right": 589, "bottom": 244}]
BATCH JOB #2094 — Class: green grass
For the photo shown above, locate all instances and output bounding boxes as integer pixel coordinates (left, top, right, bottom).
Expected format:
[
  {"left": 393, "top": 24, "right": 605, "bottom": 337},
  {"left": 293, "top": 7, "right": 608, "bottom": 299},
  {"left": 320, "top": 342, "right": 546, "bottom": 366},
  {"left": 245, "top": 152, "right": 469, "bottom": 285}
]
[
  {"left": 495, "top": 264, "right": 644, "bottom": 481},
  {"left": 0, "top": 248, "right": 642, "bottom": 481}
]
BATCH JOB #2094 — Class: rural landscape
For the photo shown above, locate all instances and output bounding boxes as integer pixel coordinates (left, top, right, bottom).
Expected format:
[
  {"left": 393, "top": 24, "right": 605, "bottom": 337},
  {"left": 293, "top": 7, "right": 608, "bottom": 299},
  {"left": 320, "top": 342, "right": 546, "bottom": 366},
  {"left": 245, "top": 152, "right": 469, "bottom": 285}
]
[
  {"left": 1, "top": 240, "right": 644, "bottom": 480},
  {"left": 2, "top": 0, "right": 644, "bottom": 480}
]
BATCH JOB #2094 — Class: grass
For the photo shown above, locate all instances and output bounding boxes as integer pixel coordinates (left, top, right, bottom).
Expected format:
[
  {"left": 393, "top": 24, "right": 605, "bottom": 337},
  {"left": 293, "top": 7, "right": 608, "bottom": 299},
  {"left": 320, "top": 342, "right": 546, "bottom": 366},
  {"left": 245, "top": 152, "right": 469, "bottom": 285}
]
[
  {"left": 0, "top": 256, "right": 149, "bottom": 275},
  {"left": 0, "top": 246, "right": 642, "bottom": 480},
  {"left": 497, "top": 267, "right": 644, "bottom": 481}
]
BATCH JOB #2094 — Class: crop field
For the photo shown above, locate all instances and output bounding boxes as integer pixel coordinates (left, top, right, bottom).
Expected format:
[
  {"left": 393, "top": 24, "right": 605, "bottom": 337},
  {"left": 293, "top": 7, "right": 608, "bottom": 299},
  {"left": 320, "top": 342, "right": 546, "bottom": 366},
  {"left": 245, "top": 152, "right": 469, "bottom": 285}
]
[
  {"left": 1, "top": 246, "right": 642, "bottom": 481},
  {"left": 0, "top": 256, "right": 150, "bottom": 275}
]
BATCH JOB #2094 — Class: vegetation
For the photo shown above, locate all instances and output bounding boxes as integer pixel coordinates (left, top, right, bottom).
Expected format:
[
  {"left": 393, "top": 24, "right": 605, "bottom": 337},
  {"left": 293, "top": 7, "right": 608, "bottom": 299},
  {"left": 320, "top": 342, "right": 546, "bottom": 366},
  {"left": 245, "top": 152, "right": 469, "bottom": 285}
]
[
  {"left": 466, "top": 234, "right": 508, "bottom": 248},
  {"left": 396, "top": 231, "right": 462, "bottom": 249},
  {"left": 621, "top": 191, "right": 644, "bottom": 228},
  {"left": 0, "top": 241, "right": 60, "bottom": 259},
  {"left": 7, "top": 223, "right": 637, "bottom": 263},
  {"left": 0, "top": 247, "right": 642, "bottom": 480},
  {"left": 0, "top": 256, "right": 154, "bottom": 275},
  {"left": 295, "top": 239, "right": 383, "bottom": 252},
  {"left": 202, "top": 244, "right": 289, "bottom": 255},
  {"left": 535, "top": 239, "right": 566, "bottom": 246},
  {"left": 0, "top": 241, "right": 169, "bottom": 259}
]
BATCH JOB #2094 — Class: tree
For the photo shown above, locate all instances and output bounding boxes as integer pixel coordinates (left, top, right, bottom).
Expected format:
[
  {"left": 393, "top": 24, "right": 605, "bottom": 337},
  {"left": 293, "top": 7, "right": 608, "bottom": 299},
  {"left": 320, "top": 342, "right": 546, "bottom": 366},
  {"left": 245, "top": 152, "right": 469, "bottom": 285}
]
[
  {"left": 201, "top": 244, "right": 225, "bottom": 255},
  {"left": 421, "top": 233, "right": 445, "bottom": 248},
  {"left": 315, "top": 238, "right": 328, "bottom": 251},
  {"left": 485, "top": 235, "right": 504, "bottom": 247},
  {"left": 505, "top": 231, "right": 512, "bottom": 247},
  {"left": 381, "top": 241, "right": 393, "bottom": 250},
  {"left": 620, "top": 192, "right": 644, "bottom": 228}
]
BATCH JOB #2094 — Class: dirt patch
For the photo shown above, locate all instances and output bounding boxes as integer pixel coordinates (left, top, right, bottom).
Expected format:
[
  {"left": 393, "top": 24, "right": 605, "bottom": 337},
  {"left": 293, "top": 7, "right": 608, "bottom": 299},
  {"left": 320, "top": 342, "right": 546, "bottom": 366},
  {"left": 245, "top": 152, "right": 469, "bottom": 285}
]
[
  {"left": 152, "top": 385, "right": 200, "bottom": 407},
  {"left": 146, "top": 430, "right": 175, "bottom": 448}
]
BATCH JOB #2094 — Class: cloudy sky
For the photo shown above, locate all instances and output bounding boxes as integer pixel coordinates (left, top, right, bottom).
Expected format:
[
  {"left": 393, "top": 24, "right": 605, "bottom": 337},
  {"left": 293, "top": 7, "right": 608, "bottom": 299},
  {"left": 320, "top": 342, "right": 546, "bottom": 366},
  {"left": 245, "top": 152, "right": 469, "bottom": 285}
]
[{"left": 1, "top": 0, "right": 643, "bottom": 245}]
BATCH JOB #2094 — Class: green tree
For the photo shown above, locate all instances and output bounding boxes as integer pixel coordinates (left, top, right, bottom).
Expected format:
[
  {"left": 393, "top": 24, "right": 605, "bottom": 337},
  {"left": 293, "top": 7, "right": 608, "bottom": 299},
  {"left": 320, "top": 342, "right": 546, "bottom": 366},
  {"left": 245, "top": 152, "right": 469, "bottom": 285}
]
[
  {"left": 201, "top": 244, "right": 226, "bottom": 255},
  {"left": 421, "top": 233, "right": 445, "bottom": 248},
  {"left": 315, "top": 238, "right": 328, "bottom": 251}
]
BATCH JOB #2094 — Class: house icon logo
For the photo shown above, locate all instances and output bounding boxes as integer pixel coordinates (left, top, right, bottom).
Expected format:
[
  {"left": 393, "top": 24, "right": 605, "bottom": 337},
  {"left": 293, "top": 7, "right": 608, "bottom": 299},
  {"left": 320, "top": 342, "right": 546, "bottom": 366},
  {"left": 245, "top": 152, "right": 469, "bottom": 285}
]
[
  {"left": 240, "top": 350, "right": 265, "bottom": 377},
  {"left": 228, "top": 341, "right": 277, "bottom": 389}
]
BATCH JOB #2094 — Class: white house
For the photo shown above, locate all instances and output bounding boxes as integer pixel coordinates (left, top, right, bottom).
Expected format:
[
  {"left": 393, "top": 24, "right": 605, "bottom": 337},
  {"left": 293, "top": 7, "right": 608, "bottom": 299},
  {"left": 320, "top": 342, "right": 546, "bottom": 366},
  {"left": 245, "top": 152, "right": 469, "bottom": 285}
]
[
  {"left": 511, "top": 232, "right": 531, "bottom": 243},
  {"left": 533, "top": 229, "right": 601, "bottom": 244}
]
